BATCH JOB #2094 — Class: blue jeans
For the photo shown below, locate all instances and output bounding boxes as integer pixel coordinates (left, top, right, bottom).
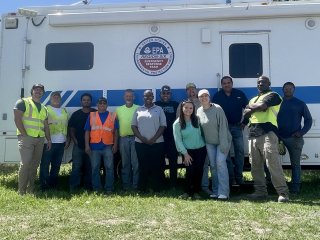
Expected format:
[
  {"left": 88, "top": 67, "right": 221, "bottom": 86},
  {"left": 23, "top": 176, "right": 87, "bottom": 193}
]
[
  {"left": 201, "top": 156, "right": 210, "bottom": 190},
  {"left": 226, "top": 126, "right": 245, "bottom": 184},
  {"left": 282, "top": 137, "right": 304, "bottom": 191},
  {"left": 40, "top": 143, "right": 65, "bottom": 189},
  {"left": 120, "top": 136, "right": 139, "bottom": 189},
  {"left": 69, "top": 144, "right": 92, "bottom": 191},
  {"left": 90, "top": 146, "right": 114, "bottom": 192},
  {"left": 206, "top": 143, "right": 229, "bottom": 197}
]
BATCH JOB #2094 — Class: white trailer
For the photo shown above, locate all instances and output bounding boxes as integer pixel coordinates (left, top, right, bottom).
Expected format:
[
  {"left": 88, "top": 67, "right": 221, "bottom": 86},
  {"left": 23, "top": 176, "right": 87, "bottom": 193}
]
[{"left": 0, "top": 0, "right": 319, "bottom": 167}]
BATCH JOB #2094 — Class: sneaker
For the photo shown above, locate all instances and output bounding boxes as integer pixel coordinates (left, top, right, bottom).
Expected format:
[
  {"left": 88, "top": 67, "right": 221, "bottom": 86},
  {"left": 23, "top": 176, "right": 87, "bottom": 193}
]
[
  {"left": 218, "top": 195, "right": 229, "bottom": 201},
  {"left": 230, "top": 180, "right": 239, "bottom": 186},
  {"left": 193, "top": 193, "right": 201, "bottom": 200},
  {"left": 202, "top": 188, "right": 213, "bottom": 196},
  {"left": 247, "top": 193, "right": 268, "bottom": 200},
  {"left": 104, "top": 191, "right": 113, "bottom": 196},
  {"left": 278, "top": 195, "right": 289, "bottom": 203},
  {"left": 209, "top": 194, "right": 218, "bottom": 199},
  {"left": 289, "top": 190, "right": 300, "bottom": 195},
  {"left": 179, "top": 193, "right": 191, "bottom": 199},
  {"left": 235, "top": 178, "right": 244, "bottom": 185}
]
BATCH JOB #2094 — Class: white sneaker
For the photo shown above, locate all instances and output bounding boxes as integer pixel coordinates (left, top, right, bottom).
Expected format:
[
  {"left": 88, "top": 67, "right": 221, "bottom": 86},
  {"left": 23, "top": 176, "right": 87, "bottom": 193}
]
[
  {"left": 278, "top": 195, "right": 289, "bottom": 203},
  {"left": 218, "top": 195, "right": 229, "bottom": 201}
]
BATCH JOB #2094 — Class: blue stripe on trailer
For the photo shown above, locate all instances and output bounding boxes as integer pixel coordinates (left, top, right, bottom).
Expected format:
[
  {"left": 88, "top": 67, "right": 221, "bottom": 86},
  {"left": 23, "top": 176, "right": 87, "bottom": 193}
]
[
  {"left": 60, "top": 91, "right": 73, "bottom": 105},
  {"left": 66, "top": 90, "right": 103, "bottom": 107},
  {"left": 41, "top": 91, "right": 51, "bottom": 102},
  {"left": 42, "top": 86, "right": 320, "bottom": 108},
  {"left": 239, "top": 86, "right": 320, "bottom": 104},
  {"left": 107, "top": 89, "right": 149, "bottom": 106}
]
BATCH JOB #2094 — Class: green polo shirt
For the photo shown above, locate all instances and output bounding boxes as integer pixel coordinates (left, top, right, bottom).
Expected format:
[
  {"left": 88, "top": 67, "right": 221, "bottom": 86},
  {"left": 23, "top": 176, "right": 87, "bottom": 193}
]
[{"left": 116, "top": 104, "right": 139, "bottom": 137}]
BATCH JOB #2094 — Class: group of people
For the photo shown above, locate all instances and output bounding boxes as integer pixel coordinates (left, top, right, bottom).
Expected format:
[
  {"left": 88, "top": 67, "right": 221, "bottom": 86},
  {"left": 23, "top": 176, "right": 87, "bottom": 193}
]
[{"left": 14, "top": 75, "right": 312, "bottom": 203}]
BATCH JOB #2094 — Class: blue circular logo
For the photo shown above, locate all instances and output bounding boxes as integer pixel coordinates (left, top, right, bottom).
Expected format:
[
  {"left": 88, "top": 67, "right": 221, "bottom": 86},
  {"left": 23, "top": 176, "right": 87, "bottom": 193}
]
[{"left": 134, "top": 37, "right": 174, "bottom": 76}]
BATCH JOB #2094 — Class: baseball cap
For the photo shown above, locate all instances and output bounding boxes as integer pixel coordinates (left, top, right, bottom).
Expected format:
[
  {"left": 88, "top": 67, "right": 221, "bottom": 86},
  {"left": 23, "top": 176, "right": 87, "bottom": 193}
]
[
  {"left": 198, "top": 89, "right": 210, "bottom": 97},
  {"left": 32, "top": 84, "right": 44, "bottom": 91},
  {"left": 50, "top": 91, "right": 61, "bottom": 97},
  {"left": 161, "top": 85, "right": 171, "bottom": 92},
  {"left": 97, "top": 97, "right": 107, "bottom": 104},
  {"left": 186, "top": 83, "right": 196, "bottom": 89}
]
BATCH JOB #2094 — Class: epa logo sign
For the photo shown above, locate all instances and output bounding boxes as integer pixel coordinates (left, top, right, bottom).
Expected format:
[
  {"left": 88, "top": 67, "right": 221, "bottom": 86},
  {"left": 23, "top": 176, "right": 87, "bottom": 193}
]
[{"left": 134, "top": 37, "right": 174, "bottom": 76}]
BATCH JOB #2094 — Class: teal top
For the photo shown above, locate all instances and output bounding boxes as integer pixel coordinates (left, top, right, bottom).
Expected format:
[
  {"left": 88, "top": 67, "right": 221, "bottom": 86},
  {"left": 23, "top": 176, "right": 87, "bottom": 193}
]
[{"left": 173, "top": 119, "right": 206, "bottom": 155}]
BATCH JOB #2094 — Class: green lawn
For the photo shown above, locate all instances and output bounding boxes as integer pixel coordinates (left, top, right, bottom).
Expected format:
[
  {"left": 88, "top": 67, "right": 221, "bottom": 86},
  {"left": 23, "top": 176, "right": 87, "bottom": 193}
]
[{"left": 0, "top": 164, "right": 319, "bottom": 240}]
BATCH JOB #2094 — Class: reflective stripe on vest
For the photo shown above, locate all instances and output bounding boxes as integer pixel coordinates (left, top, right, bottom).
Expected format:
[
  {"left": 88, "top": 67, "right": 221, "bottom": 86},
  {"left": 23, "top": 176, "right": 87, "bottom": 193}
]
[
  {"left": 17, "top": 97, "right": 47, "bottom": 137},
  {"left": 249, "top": 91, "right": 281, "bottom": 127},
  {"left": 47, "top": 106, "right": 68, "bottom": 136},
  {"left": 89, "top": 111, "right": 116, "bottom": 145}
]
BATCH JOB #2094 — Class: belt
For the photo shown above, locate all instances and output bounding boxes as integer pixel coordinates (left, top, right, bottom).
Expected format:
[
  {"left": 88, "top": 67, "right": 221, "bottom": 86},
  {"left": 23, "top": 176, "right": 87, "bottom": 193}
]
[{"left": 229, "top": 123, "right": 241, "bottom": 127}]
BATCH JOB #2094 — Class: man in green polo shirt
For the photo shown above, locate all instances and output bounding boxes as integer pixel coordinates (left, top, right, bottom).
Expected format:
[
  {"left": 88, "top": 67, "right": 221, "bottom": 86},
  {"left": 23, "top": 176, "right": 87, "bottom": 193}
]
[{"left": 116, "top": 89, "right": 139, "bottom": 190}]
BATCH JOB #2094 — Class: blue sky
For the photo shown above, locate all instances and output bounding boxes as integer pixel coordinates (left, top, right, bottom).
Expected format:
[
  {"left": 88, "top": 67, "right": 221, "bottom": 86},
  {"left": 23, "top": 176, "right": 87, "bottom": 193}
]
[{"left": 1, "top": 0, "right": 166, "bottom": 13}]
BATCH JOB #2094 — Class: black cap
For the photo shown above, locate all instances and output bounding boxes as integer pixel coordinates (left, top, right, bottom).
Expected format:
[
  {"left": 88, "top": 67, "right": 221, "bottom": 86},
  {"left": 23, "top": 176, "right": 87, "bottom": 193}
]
[
  {"left": 161, "top": 85, "right": 171, "bottom": 92},
  {"left": 32, "top": 84, "right": 44, "bottom": 91},
  {"left": 97, "top": 97, "right": 107, "bottom": 104}
]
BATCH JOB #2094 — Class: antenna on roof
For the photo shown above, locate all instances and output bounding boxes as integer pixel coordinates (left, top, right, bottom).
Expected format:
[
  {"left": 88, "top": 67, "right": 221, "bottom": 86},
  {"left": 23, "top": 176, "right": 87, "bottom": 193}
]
[{"left": 70, "top": 0, "right": 91, "bottom": 6}]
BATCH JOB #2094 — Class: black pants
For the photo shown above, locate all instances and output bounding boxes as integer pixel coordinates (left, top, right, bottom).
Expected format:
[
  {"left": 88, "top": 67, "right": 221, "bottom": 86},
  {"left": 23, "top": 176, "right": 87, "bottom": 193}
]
[
  {"left": 184, "top": 147, "right": 207, "bottom": 195},
  {"left": 164, "top": 140, "right": 178, "bottom": 187},
  {"left": 135, "top": 142, "right": 165, "bottom": 192}
]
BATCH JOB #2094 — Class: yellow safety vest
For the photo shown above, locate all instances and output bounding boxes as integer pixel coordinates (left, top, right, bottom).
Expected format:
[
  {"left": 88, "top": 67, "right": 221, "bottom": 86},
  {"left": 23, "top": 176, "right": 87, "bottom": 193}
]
[
  {"left": 249, "top": 91, "right": 281, "bottom": 127},
  {"left": 47, "top": 106, "right": 68, "bottom": 136},
  {"left": 17, "top": 97, "right": 48, "bottom": 137}
]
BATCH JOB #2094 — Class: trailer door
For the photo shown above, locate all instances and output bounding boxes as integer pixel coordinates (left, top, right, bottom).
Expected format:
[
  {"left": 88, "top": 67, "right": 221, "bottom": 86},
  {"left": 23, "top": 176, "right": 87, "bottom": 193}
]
[
  {"left": 221, "top": 32, "right": 270, "bottom": 88},
  {"left": 220, "top": 32, "right": 270, "bottom": 162}
]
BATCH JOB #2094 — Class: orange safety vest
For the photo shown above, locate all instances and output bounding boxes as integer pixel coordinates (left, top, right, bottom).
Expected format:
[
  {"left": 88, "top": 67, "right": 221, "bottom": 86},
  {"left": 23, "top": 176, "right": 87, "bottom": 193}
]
[{"left": 89, "top": 111, "right": 116, "bottom": 145}]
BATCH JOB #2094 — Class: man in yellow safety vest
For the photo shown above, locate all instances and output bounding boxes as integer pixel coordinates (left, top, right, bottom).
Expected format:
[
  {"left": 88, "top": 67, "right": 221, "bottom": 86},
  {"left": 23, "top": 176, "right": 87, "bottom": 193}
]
[
  {"left": 14, "top": 84, "right": 51, "bottom": 195},
  {"left": 40, "top": 91, "right": 69, "bottom": 191},
  {"left": 243, "top": 76, "right": 289, "bottom": 203}
]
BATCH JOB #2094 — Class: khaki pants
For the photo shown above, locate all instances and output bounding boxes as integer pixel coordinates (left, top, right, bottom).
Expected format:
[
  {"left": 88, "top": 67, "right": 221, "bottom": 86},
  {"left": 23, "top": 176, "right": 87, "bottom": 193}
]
[
  {"left": 18, "top": 135, "right": 45, "bottom": 195},
  {"left": 249, "top": 131, "right": 289, "bottom": 196}
]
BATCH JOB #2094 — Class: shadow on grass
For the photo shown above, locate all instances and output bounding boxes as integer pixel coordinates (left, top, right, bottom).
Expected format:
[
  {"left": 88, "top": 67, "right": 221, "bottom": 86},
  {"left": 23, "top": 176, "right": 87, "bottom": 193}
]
[{"left": 1, "top": 164, "right": 320, "bottom": 204}]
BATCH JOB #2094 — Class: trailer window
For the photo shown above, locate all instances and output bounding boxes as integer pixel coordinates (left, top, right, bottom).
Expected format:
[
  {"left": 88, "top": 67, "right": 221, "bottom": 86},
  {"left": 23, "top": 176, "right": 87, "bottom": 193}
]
[
  {"left": 45, "top": 42, "right": 94, "bottom": 71},
  {"left": 229, "top": 43, "right": 262, "bottom": 78}
]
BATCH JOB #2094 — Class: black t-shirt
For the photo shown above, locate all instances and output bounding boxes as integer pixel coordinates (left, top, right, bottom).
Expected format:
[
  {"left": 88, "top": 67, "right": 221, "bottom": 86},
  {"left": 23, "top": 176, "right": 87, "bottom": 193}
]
[
  {"left": 155, "top": 100, "right": 179, "bottom": 141},
  {"left": 68, "top": 108, "right": 96, "bottom": 149},
  {"left": 248, "top": 91, "right": 282, "bottom": 138},
  {"left": 212, "top": 88, "right": 248, "bottom": 125}
]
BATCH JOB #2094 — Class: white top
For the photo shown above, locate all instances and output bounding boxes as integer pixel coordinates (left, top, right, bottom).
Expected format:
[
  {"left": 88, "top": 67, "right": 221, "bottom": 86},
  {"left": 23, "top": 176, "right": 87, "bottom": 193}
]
[{"left": 46, "top": 107, "right": 67, "bottom": 144}]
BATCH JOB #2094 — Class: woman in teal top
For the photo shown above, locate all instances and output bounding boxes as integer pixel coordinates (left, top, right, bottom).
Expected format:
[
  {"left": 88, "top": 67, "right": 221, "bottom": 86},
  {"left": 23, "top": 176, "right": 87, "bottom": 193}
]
[{"left": 173, "top": 100, "right": 207, "bottom": 199}]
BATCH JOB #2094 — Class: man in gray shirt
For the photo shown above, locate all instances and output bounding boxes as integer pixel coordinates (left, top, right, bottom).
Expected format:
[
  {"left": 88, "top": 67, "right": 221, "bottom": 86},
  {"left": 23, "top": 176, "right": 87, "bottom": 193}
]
[{"left": 131, "top": 90, "right": 167, "bottom": 192}]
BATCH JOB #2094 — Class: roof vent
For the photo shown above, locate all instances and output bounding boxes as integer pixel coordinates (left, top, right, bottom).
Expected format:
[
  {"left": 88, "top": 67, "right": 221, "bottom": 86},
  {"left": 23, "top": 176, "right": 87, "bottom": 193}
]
[
  {"left": 305, "top": 18, "right": 317, "bottom": 30},
  {"left": 149, "top": 24, "right": 160, "bottom": 35}
]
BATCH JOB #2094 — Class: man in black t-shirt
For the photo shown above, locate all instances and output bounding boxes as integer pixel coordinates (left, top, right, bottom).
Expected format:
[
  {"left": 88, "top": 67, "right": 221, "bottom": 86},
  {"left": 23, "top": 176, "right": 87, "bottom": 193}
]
[
  {"left": 69, "top": 93, "right": 96, "bottom": 191},
  {"left": 155, "top": 85, "right": 179, "bottom": 188}
]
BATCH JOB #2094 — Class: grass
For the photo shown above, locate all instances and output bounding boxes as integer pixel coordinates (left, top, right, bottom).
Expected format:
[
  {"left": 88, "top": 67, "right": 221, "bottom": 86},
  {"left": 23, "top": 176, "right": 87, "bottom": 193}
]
[{"left": 0, "top": 164, "right": 320, "bottom": 240}]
